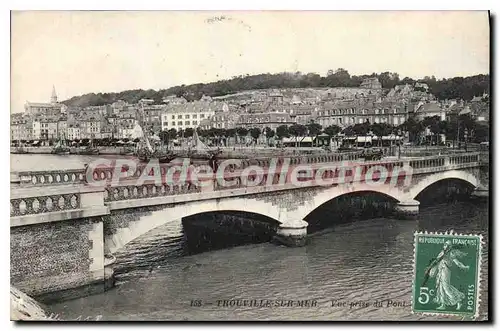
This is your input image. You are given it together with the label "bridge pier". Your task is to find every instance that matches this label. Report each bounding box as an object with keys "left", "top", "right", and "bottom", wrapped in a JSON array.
[
  {"left": 394, "top": 200, "right": 420, "bottom": 219},
  {"left": 472, "top": 186, "right": 489, "bottom": 198},
  {"left": 274, "top": 220, "right": 308, "bottom": 247}
]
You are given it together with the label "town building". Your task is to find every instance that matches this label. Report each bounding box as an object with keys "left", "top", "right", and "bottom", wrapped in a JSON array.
[
  {"left": 210, "top": 112, "right": 240, "bottom": 129},
  {"left": 141, "top": 104, "right": 165, "bottom": 133},
  {"left": 66, "top": 121, "right": 81, "bottom": 141},
  {"left": 162, "top": 95, "right": 188, "bottom": 105},
  {"left": 57, "top": 115, "right": 68, "bottom": 139},
  {"left": 31, "top": 116, "right": 59, "bottom": 141},
  {"left": 236, "top": 112, "right": 294, "bottom": 130},
  {"left": 24, "top": 86, "right": 65, "bottom": 116},
  {"left": 360, "top": 78, "right": 382, "bottom": 89},
  {"left": 80, "top": 117, "right": 103, "bottom": 139},
  {"left": 414, "top": 102, "right": 446, "bottom": 121},
  {"left": 315, "top": 100, "right": 409, "bottom": 128},
  {"left": 161, "top": 101, "right": 215, "bottom": 132},
  {"left": 10, "top": 114, "right": 33, "bottom": 142}
]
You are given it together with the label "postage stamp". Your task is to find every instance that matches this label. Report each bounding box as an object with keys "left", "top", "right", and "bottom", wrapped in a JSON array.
[{"left": 412, "top": 231, "right": 483, "bottom": 318}]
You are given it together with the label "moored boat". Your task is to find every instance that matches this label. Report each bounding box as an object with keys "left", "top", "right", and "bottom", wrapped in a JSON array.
[
  {"left": 77, "top": 138, "right": 100, "bottom": 155},
  {"left": 51, "top": 136, "right": 71, "bottom": 155}
]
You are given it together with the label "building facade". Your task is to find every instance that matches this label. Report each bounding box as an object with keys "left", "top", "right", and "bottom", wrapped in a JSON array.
[{"left": 161, "top": 102, "right": 215, "bottom": 132}]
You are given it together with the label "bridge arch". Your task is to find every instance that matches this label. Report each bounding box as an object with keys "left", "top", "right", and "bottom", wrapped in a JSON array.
[
  {"left": 105, "top": 196, "right": 281, "bottom": 254},
  {"left": 295, "top": 182, "right": 404, "bottom": 221},
  {"left": 406, "top": 170, "right": 479, "bottom": 201}
]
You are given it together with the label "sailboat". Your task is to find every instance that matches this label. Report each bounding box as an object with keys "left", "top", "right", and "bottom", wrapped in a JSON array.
[
  {"left": 78, "top": 136, "right": 100, "bottom": 155},
  {"left": 181, "top": 130, "right": 221, "bottom": 160},
  {"left": 133, "top": 121, "right": 176, "bottom": 163},
  {"left": 51, "top": 136, "right": 70, "bottom": 155},
  {"left": 154, "top": 139, "right": 177, "bottom": 163}
]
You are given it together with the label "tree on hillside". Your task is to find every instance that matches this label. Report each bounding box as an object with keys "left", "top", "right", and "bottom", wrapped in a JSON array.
[
  {"left": 61, "top": 72, "right": 490, "bottom": 107},
  {"left": 377, "top": 72, "right": 401, "bottom": 89}
]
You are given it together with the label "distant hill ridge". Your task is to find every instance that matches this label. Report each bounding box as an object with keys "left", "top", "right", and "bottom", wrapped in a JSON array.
[{"left": 61, "top": 71, "right": 490, "bottom": 108}]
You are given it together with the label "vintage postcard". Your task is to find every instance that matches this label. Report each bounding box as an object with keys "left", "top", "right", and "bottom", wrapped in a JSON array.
[{"left": 10, "top": 10, "right": 490, "bottom": 321}]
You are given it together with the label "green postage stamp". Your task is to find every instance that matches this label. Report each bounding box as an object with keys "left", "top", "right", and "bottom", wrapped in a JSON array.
[{"left": 412, "top": 231, "right": 483, "bottom": 318}]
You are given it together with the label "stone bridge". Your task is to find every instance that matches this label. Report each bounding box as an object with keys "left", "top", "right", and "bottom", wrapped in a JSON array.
[{"left": 10, "top": 151, "right": 489, "bottom": 302}]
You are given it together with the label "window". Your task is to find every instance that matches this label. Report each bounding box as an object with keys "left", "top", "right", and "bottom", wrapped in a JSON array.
[
  {"left": 178, "top": 121, "right": 183, "bottom": 125},
  {"left": 193, "top": 120, "right": 197, "bottom": 125},
  {"left": 185, "top": 121, "right": 190, "bottom": 125},
  {"left": 164, "top": 122, "right": 168, "bottom": 127},
  {"left": 171, "top": 121, "right": 175, "bottom": 126},
  {"left": 172, "top": 115, "right": 175, "bottom": 119},
  {"left": 200, "top": 114, "right": 205, "bottom": 118},
  {"left": 185, "top": 115, "right": 190, "bottom": 119},
  {"left": 193, "top": 114, "right": 197, "bottom": 119},
  {"left": 178, "top": 115, "right": 183, "bottom": 119}
]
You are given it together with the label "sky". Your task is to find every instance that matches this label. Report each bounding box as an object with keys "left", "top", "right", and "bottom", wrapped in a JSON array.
[{"left": 10, "top": 11, "right": 490, "bottom": 113}]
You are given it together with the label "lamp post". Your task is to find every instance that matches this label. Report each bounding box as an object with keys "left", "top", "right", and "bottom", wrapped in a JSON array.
[
  {"left": 397, "top": 129, "right": 402, "bottom": 159},
  {"left": 464, "top": 128, "right": 468, "bottom": 152}
]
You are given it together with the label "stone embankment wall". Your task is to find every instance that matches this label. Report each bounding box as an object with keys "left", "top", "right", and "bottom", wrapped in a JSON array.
[{"left": 10, "top": 217, "right": 108, "bottom": 303}]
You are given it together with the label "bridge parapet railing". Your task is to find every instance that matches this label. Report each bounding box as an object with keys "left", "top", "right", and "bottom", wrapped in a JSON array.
[
  {"left": 11, "top": 152, "right": 482, "bottom": 207},
  {"left": 98, "top": 152, "right": 480, "bottom": 198},
  {"left": 84, "top": 150, "right": 368, "bottom": 185},
  {"left": 213, "top": 158, "right": 408, "bottom": 191},
  {"left": 103, "top": 181, "right": 202, "bottom": 203},
  {"left": 11, "top": 169, "right": 86, "bottom": 187},
  {"left": 10, "top": 185, "right": 104, "bottom": 218},
  {"left": 408, "top": 152, "right": 480, "bottom": 170}
]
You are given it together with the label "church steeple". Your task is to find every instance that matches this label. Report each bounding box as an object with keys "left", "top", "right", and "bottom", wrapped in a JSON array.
[{"left": 51, "top": 85, "right": 58, "bottom": 104}]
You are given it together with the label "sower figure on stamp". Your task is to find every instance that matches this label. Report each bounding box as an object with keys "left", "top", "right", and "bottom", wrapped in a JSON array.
[{"left": 422, "top": 240, "right": 469, "bottom": 310}]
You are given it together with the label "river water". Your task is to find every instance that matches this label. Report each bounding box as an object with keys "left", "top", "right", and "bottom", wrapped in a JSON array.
[
  {"left": 12, "top": 155, "right": 489, "bottom": 321},
  {"left": 46, "top": 200, "right": 488, "bottom": 321}
]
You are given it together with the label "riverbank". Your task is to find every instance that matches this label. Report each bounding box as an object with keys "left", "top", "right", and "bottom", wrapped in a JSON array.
[
  {"left": 10, "top": 146, "right": 131, "bottom": 155},
  {"left": 10, "top": 146, "right": 336, "bottom": 159}
]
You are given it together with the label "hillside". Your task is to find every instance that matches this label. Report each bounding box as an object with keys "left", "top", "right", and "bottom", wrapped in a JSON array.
[{"left": 61, "top": 70, "right": 490, "bottom": 108}]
